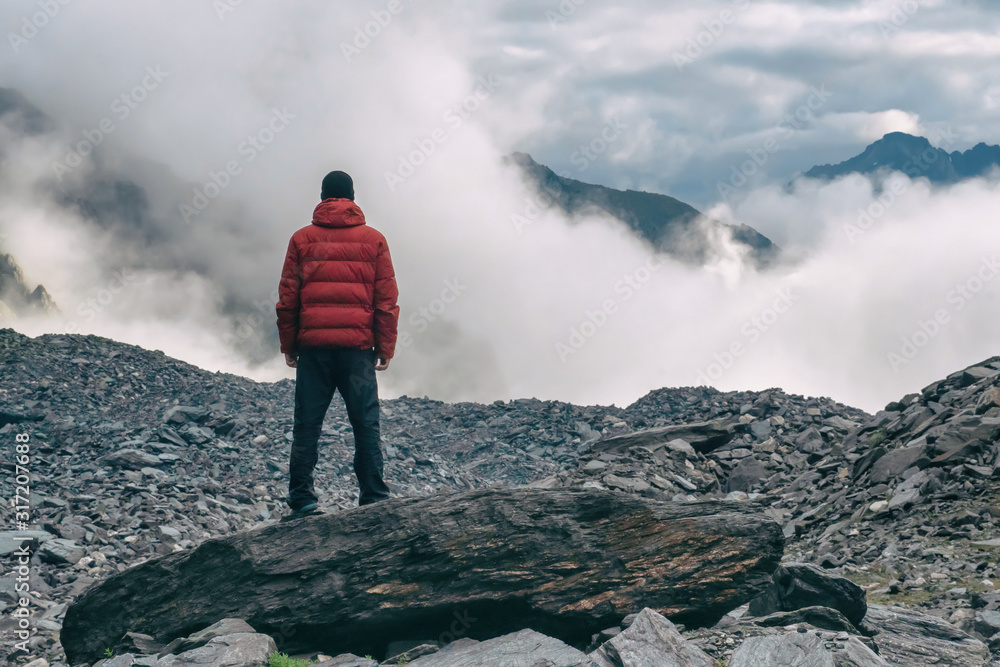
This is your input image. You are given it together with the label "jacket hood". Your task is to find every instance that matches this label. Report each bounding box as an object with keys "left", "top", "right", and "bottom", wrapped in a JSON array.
[{"left": 312, "top": 198, "right": 366, "bottom": 228}]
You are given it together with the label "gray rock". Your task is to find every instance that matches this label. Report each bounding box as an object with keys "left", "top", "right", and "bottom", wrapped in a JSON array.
[
  {"left": 666, "top": 438, "right": 696, "bottom": 455},
  {"left": 865, "top": 605, "right": 990, "bottom": 667},
  {"left": 672, "top": 474, "right": 698, "bottom": 491},
  {"left": 101, "top": 449, "right": 162, "bottom": 470},
  {"left": 152, "top": 632, "right": 275, "bottom": 667},
  {"left": 963, "top": 366, "right": 1000, "bottom": 383},
  {"left": 868, "top": 500, "right": 888, "bottom": 513},
  {"left": 603, "top": 474, "right": 651, "bottom": 493},
  {"left": 381, "top": 643, "right": 439, "bottom": 664},
  {"left": 726, "top": 457, "right": 768, "bottom": 493},
  {"left": 930, "top": 416, "right": 1000, "bottom": 463},
  {"left": 593, "top": 626, "right": 622, "bottom": 644},
  {"left": 163, "top": 406, "right": 209, "bottom": 424},
  {"left": 869, "top": 444, "right": 929, "bottom": 484},
  {"left": 62, "top": 488, "right": 783, "bottom": 664},
  {"left": 9, "top": 329, "right": 1000, "bottom": 667},
  {"left": 973, "top": 539, "right": 1000, "bottom": 548},
  {"left": 729, "top": 631, "right": 887, "bottom": 666},
  {"left": 38, "top": 537, "right": 86, "bottom": 564},
  {"left": 974, "top": 610, "right": 1000, "bottom": 639},
  {"left": 975, "top": 386, "right": 1000, "bottom": 414},
  {"left": 852, "top": 446, "right": 886, "bottom": 479},
  {"left": 748, "top": 563, "right": 867, "bottom": 627},
  {"left": 592, "top": 419, "right": 741, "bottom": 455},
  {"left": 589, "top": 607, "right": 714, "bottom": 666},
  {"left": 748, "top": 606, "right": 860, "bottom": 634},
  {"left": 157, "top": 618, "right": 258, "bottom": 657},
  {"left": 887, "top": 486, "right": 921, "bottom": 511},
  {"left": 95, "top": 654, "right": 137, "bottom": 667},
  {"left": 117, "top": 632, "right": 165, "bottom": 656},
  {"left": 405, "top": 629, "right": 595, "bottom": 666},
  {"left": 315, "top": 655, "right": 377, "bottom": 667},
  {"left": 158, "top": 526, "right": 182, "bottom": 543},
  {"left": 750, "top": 420, "right": 772, "bottom": 439},
  {"left": 0, "top": 530, "right": 53, "bottom": 555}
]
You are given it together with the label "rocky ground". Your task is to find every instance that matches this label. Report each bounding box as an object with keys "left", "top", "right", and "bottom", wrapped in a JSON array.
[{"left": 1, "top": 328, "right": 999, "bottom": 665}]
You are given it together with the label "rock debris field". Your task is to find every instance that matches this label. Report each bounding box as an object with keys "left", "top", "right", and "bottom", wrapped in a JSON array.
[{"left": 2, "top": 328, "right": 1000, "bottom": 666}]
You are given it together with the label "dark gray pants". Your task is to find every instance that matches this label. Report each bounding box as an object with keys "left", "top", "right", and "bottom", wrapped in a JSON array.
[{"left": 288, "top": 347, "right": 390, "bottom": 509}]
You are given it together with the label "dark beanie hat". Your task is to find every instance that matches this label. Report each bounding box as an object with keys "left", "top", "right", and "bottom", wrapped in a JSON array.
[{"left": 321, "top": 171, "right": 354, "bottom": 201}]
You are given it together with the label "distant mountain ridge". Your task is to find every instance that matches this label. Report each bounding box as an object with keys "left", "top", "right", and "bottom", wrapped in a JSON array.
[
  {"left": 0, "top": 252, "right": 57, "bottom": 319},
  {"left": 0, "top": 87, "right": 53, "bottom": 136},
  {"left": 0, "top": 89, "right": 58, "bottom": 320},
  {"left": 507, "top": 152, "right": 780, "bottom": 268},
  {"left": 804, "top": 131, "right": 1000, "bottom": 183}
]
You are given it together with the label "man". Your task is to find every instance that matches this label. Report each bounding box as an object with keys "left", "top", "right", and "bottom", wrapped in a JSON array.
[{"left": 275, "top": 170, "right": 399, "bottom": 518}]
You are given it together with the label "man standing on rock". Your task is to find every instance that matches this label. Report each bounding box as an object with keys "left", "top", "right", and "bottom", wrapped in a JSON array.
[{"left": 275, "top": 170, "right": 399, "bottom": 517}]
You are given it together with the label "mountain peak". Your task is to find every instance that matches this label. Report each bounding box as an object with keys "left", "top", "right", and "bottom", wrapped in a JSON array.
[
  {"left": 802, "top": 131, "right": 980, "bottom": 183},
  {"left": 506, "top": 153, "right": 780, "bottom": 267},
  {"left": 0, "top": 87, "right": 53, "bottom": 136},
  {"left": 505, "top": 151, "right": 537, "bottom": 166},
  {"left": 876, "top": 131, "right": 933, "bottom": 149},
  {"left": 0, "top": 252, "right": 58, "bottom": 317},
  {"left": 880, "top": 130, "right": 926, "bottom": 141}
]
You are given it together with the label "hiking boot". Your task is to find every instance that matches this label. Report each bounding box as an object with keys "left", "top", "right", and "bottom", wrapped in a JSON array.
[{"left": 281, "top": 502, "right": 321, "bottom": 522}]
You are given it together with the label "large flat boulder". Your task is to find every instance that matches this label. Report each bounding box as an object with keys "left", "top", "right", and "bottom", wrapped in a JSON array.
[
  {"left": 589, "top": 607, "right": 715, "bottom": 666},
  {"left": 729, "top": 631, "right": 886, "bottom": 666},
  {"left": 591, "top": 419, "right": 742, "bottom": 455},
  {"left": 404, "top": 629, "right": 595, "bottom": 666},
  {"left": 865, "top": 605, "right": 990, "bottom": 666},
  {"left": 61, "top": 487, "right": 783, "bottom": 664}
]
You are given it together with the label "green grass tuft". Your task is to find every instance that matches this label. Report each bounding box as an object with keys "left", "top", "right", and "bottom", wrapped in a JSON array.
[{"left": 267, "top": 652, "right": 312, "bottom": 667}]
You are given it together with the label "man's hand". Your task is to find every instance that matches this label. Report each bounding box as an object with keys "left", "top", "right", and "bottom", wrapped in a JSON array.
[
  {"left": 284, "top": 353, "right": 297, "bottom": 368},
  {"left": 375, "top": 356, "right": 390, "bottom": 371}
]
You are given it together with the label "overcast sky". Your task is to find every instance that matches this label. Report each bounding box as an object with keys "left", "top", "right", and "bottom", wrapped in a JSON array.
[{"left": 2, "top": 0, "right": 999, "bottom": 413}]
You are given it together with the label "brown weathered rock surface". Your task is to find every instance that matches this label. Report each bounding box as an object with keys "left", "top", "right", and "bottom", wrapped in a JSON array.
[{"left": 61, "top": 487, "right": 783, "bottom": 664}]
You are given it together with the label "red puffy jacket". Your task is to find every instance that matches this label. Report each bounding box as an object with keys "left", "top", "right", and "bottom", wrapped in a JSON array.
[{"left": 275, "top": 199, "right": 399, "bottom": 359}]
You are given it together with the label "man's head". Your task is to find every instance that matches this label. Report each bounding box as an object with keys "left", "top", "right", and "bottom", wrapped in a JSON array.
[{"left": 321, "top": 170, "right": 355, "bottom": 201}]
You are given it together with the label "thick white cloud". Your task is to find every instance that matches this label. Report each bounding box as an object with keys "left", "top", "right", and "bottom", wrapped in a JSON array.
[{"left": 1, "top": 0, "right": 998, "bottom": 414}]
